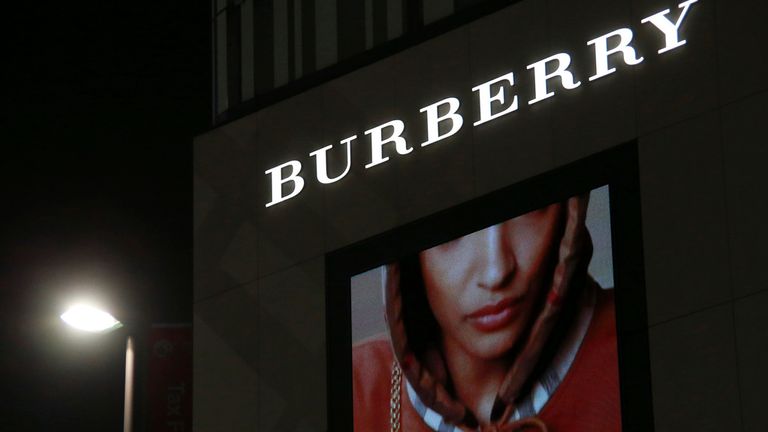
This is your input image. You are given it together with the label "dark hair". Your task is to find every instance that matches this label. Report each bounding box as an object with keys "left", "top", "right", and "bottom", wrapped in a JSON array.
[{"left": 398, "top": 253, "right": 442, "bottom": 356}]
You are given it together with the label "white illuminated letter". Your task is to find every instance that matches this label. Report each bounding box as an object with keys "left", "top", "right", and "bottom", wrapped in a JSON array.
[
  {"left": 364, "top": 120, "right": 411, "bottom": 169},
  {"left": 264, "top": 160, "right": 305, "bottom": 207},
  {"left": 587, "top": 28, "right": 644, "bottom": 81},
  {"left": 309, "top": 135, "right": 355, "bottom": 184},
  {"left": 641, "top": 0, "right": 698, "bottom": 54},
  {"left": 472, "top": 72, "right": 518, "bottom": 126},
  {"left": 420, "top": 97, "right": 464, "bottom": 146},
  {"left": 526, "top": 53, "right": 581, "bottom": 105}
]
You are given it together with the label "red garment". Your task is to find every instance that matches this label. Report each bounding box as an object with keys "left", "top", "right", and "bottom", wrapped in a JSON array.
[{"left": 352, "top": 290, "right": 621, "bottom": 432}]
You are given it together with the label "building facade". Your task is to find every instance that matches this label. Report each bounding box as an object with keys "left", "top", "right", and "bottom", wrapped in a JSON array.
[{"left": 194, "top": 0, "right": 768, "bottom": 430}]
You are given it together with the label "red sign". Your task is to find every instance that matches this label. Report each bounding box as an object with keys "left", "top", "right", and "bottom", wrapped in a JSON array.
[{"left": 147, "top": 325, "right": 192, "bottom": 432}]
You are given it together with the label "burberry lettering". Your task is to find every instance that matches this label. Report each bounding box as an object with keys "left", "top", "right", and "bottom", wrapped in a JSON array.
[{"left": 265, "top": 0, "right": 698, "bottom": 207}]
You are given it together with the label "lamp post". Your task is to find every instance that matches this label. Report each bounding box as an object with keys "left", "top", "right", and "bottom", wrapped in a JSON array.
[{"left": 60, "top": 304, "right": 134, "bottom": 432}]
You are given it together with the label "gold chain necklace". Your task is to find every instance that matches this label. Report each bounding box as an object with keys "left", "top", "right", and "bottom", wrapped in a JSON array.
[
  {"left": 390, "top": 361, "right": 547, "bottom": 432},
  {"left": 390, "top": 361, "right": 402, "bottom": 432}
]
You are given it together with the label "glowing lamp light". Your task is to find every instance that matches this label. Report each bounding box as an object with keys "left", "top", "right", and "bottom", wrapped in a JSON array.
[{"left": 60, "top": 304, "right": 123, "bottom": 333}]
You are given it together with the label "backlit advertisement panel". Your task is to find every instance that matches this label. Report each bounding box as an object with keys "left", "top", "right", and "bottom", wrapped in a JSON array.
[
  {"left": 326, "top": 145, "right": 652, "bottom": 432},
  {"left": 351, "top": 187, "right": 618, "bottom": 431}
]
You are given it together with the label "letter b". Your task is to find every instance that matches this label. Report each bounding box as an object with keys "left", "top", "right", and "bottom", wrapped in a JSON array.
[
  {"left": 420, "top": 97, "right": 463, "bottom": 146},
  {"left": 265, "top": 160, "right": 305, "bottom": 207}
]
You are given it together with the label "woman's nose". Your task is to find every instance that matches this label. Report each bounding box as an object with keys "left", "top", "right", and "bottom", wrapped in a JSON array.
[{"left": 476, "top": 223, "right": 515, "bottom": 290}]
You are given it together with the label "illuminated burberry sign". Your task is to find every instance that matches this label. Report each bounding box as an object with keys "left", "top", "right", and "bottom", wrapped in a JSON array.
[{"left": 265, "top": 0, "right": 698, "bottom": 207}]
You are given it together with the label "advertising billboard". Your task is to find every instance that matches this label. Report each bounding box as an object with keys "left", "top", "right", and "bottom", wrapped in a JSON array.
[
  {"left": 351, "top": 186, "right": 616, "bottom": 431},
  {"left": 327, "top": 144, "right": 653, "bottom": 432}
]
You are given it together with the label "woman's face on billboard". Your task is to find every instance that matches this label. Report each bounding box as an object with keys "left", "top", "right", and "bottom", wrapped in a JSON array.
[{"left": 419, "top": 204, "right": 562, "bottom": 360}]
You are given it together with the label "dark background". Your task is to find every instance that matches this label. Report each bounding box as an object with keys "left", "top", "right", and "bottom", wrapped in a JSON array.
[{"left": 3, "top": 1, "right": 209, "bottom": 430}]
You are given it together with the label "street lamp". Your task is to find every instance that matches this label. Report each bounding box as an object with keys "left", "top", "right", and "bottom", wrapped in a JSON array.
[
  {"left": 60, "top": 304, "right": 123, "bottom": 333},
  {"left": 60, "top": 304, "right": 135, "bottom": 432}
]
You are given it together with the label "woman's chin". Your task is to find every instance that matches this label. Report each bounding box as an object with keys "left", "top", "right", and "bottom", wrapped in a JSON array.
[{"left": 464, "top": 329, "right": 521, "bottom": 360}]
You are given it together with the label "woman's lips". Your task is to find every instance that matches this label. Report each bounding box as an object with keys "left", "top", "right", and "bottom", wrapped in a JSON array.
[{"left": 466, "top": 297, "right": 521, "bottom": 332}]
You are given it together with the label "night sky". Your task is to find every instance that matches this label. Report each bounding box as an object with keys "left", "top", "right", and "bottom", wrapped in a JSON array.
[{"left": 3, "top": 2, "right": 209, "bottom": 430}]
